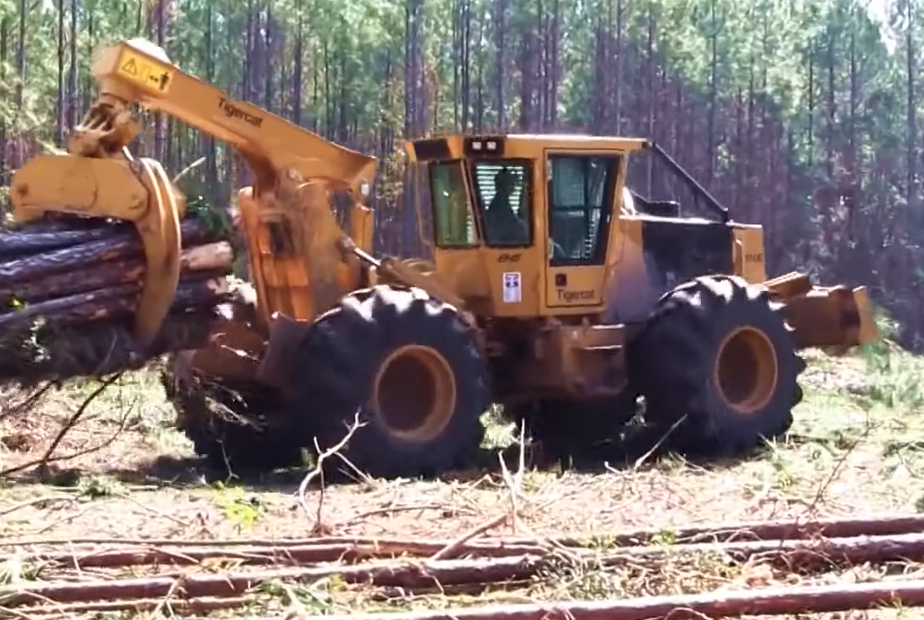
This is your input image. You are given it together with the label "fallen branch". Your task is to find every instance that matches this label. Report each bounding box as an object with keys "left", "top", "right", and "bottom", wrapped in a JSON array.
[
  {"left": 430, "top": 514, "right": 509, "bottom": 561},
  {"left": 292, "top": 579, "right": 924, "bottom": 620},
  {"left": 0, "top": 382, "right": 52, "bottom": 422},
  {"left": 0, "top": 495, "right": 74, "bottom": 517},
  {"left": 298, "top": 411, "right": 364, "bottom": 533},
  {"left": 0, "top": 374, "right": 128, "bottom": 478}
]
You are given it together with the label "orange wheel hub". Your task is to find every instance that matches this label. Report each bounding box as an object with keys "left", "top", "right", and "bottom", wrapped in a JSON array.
[
  {"left": 371, "top": 345, "right": 457, "bottom": 442},
  {"left": 713, "top": 326, "right": 779, "bottom": 415}
]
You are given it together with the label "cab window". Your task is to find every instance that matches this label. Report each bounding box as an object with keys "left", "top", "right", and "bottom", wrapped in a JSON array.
[
  {"left": 470, "top": 160, "right": 532, "bottom": 247},
  {"left": 548, "top": 155, "right": 618, "bottom": 266},
  {"left": 429, "top": 161, "right": 477, "bottom": 247}
]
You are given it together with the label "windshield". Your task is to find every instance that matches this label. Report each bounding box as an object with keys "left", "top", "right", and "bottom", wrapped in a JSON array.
[{"left": 429, "top": 161, "right": 477, "bottom": 247}]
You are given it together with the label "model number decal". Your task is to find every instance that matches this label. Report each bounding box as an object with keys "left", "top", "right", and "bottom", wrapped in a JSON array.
[{"left": 745, "top": 253, "right": 763, "bottom": 262}]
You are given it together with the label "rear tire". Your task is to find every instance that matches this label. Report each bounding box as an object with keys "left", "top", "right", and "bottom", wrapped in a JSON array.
[
  {"left": 290, "top": 285, "right": 489, "bottom": 479},
  {"left": 628, "top": 275, "right": 806, "bottom": 455},
  {"left": 159, "top": 282, "right": 301, "bottom": 474}
]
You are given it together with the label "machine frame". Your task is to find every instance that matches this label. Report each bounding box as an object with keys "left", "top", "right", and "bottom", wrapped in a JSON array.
[{"left": 405, "top": 134, "right": 876, "bottom": 404}]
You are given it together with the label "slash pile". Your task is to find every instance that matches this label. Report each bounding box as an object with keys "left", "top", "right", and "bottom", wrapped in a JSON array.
[{"left": 0, "top": 207, "right": 237, "bottom": 386}]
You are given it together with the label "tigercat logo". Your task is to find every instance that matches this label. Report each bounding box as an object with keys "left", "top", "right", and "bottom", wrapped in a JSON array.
[
  {"left": 218, "top": 98, "right": 264, "bottom": 128},
  {"left": 557, "top": 289, "right": 594, "bottom": 303}
]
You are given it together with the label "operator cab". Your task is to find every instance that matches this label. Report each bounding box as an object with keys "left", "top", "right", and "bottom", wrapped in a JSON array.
[
  {"left": 414, "top": 134, "right": 636, "bottom": 255},
  {"left": 406, "top": 134, "right": 735, "bottom": 317}
]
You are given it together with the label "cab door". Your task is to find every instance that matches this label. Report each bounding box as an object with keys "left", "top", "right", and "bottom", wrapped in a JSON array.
[{"left": 543, "top": 151, "right": 622, "bottom": 312}]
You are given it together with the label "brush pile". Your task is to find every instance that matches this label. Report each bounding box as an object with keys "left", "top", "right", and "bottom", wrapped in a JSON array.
[{"left": 0, "top": 206, "right": 237, "bottom": 386}]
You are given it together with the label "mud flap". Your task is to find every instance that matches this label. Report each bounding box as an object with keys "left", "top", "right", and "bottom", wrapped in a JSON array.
[{"left": 763, "top": 272, "right": 878, "bottom": 351}]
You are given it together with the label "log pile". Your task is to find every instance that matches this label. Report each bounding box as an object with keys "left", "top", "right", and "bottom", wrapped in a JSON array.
[
  {"left": 4, "top": 514, "right": 924, "bottom": 617},
  {"left": 0, "top": 210, "right": 237, "bottom": 386}
]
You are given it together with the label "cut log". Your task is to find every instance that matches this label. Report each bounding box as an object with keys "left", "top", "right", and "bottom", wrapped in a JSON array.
[
  {"left": 0, "top": 276, "right": 229, "bottom": 330},
  {"left": 0, "top": 217, "right": 214, "bottom": 287},
  {"left": 0, "top": 555, "right": 545, "bottom": 606},
  {"left": 12, "top": 530, "right": 924, "bottom": 578},
  {"left": 13, "top": 596, "right": 254, "bottom": 616},
  {"left": 0, "top": 210, "right": 240, "bottom": 385},
  {"left": 0, "top": 307, "right": 225, "bottom": 384},
  {"left": 300, "top": 580, "right": 924, "bottom": 620},
  {"left": 0, "top": 225, "right": 126, "bottom": 257},
  {"left": 8, "top": 554, "right": 924, "bottom": 617},
  {"left": 0, "top": 241, "right": 234, "bottom": 305},
  {"left": 5, "top": 541, "right": 546, "bottom": 569}
]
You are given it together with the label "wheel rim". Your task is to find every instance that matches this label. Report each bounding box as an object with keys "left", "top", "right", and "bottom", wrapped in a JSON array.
[
  {"left": 372, "top": 345, "right": 457, "bottom": 442},
  {"left": 713, "top": 326, "right": 779, "bottom": 415}
]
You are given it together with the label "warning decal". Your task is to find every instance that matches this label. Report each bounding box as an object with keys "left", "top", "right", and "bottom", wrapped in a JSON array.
[
  {"left": 116, "top": 48, "right": 175, "bottom": 95},
  {"left": 502, "top": 272, "right": 521, "bottom": 304}
]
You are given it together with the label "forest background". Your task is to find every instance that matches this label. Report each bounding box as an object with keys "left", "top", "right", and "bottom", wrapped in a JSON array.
[{"left": 0, "top": 0, "right": 921, "bottom": 346}]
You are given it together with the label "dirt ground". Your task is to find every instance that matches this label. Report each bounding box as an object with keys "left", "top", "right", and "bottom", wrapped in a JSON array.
[{"left": 1, "top": 341, "right": 924, "bottom": 619}]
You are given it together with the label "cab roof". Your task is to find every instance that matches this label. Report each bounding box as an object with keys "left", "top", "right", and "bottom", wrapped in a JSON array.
[{"left": 405, "top": 133, "right": 650, "bottom": 162}]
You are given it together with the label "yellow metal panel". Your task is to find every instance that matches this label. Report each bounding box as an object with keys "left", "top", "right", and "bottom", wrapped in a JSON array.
[
  {"left": 540, "top": 148, "right": 627, "bottom": 314},
  {"left": 115, "top": 45, "right": 176, "bottom": 96},
  {"left": 545, "top": 266, "right": 607, "bottom": 308},
  {"left": 93, "top": 39, "right": 377, "bottom": 203},
  {"left": 731, "top": 225, "right": 767, "bottom": 283},
  {"left": 482, "top": 247, "right": 545, "bottom": 317}
]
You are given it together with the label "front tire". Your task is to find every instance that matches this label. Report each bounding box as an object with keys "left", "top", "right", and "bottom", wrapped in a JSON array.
[
  {"left": 290, "top": 285, "right": 489, "bottom": 479},
  {"left": 628, "top": 275, "right": 806, "bottom": 455},
  {"left": 161, "top": 370, "right": 302, "bottom": 473}
]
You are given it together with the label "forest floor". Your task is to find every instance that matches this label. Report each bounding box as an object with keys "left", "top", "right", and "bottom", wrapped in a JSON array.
[{"left": 1, "top": 337, "right": 924, "bottom": 619}]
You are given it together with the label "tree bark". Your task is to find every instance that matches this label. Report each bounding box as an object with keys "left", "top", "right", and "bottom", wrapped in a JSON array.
[
  {"left": 313, "top": 580, "right": 924, "bottom": 620},
  {"left": 0, "top": 211, "right": 236, "bottom": 384},
  {"left": 0, "top": 241, "right": 233, "bottom": 304},
  {"left": 0, "top": 276, "right": 229, "bottom": 329},
  {"left": 0, "top": 218, "right": 215, "bottom": 285}
]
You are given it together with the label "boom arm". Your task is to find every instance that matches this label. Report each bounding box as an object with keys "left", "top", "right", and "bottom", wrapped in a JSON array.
[
  {"left": 9, "top": 38, "right": 379, "bottom": 343},
  {"left": 83, "top": 39, "right": 376, "bottom": 199}
]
